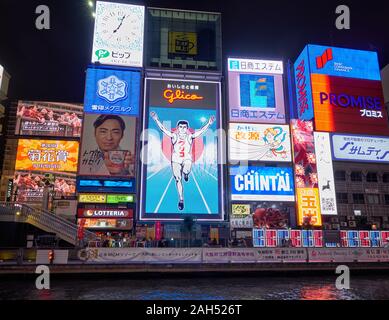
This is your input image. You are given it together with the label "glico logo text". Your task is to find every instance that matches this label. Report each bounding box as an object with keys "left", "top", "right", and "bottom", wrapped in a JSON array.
[{"left": 163, "top": 89, "right": 204, "bottom": 104}]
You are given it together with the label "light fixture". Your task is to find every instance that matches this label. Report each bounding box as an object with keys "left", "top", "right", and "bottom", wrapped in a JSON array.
[
  {"left": 88, "top": 1, "right": 94, "bottom": 8},
  {"left": 16, "top": 211, "right": 21, "bottom": 216}
]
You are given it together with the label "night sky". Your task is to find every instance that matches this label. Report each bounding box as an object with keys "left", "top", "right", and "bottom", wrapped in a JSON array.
[{"left": 0, "top": 0, "right": 388, "bottom": 103}]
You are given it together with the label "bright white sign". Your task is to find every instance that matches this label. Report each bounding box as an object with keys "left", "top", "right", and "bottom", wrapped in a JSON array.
[
  {"left": 314, "top": 132, "right": 338, "bottom": 216},
  {"left": 228, "top": 58, "right": 283, "bottom": 74},
  {"left": 331, "top": 133, "right": 389, "bottom": 163},
  {"left": 92, "top": 1, "right": 145, "bottom": 68},
  {"left": 229, "top": 123, "right": 292, "bottom": 162}
]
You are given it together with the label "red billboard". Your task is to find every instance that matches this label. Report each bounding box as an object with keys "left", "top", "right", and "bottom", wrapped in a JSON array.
[{"left": 311, "top": 74, "right": 389, "bottom": 135}]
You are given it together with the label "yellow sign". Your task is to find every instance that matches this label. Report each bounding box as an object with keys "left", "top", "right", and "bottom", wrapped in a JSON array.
[
  {"left": 297, "top": 188, "right": 322, "bottom": 227},
  {"left": 169, "top": 32, "right": 198, "bottom": 55},
  {"left": 15, "top": 139, "right": 79, "bottom": 173},
  {"left": 79, "top": 194, "right": 107, "bottom": 204},
  {"left": 232, "top": 204, "right": 251, "bottom": 216},
  {"left": 210, "top": 227, "right": 219, "bottom": 244}
]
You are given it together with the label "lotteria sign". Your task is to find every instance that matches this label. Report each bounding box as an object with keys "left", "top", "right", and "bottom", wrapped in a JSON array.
[
  {"left": 77, "top": 209, "right": 133, "bottom": 218},
  {"left": 311, "top": 74, "right": 389, "bottom": 135},
  {"left": 230, "top": 166, "right": 295, "bottom": 201}
]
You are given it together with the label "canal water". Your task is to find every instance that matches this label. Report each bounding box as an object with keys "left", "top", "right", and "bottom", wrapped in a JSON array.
[{"left": 1, "top": 274, "right": 389, "bottom": 300}]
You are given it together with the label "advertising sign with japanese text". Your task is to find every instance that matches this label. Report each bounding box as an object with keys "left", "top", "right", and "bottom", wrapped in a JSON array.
[
  {"left": 15, "top": 139, "right": 79, "bottom": 173},
  {"left": 296, "top": 188, "right": 322, "bottom": 227},
  {"left": 78, "top": 114, "right": 136, "bottom": 178},
  {"left": 230, "top": 166, "right": 295, "bottom": 201},
  {"left": 331, "top": 134, "right": 389, "bottom": 163},
  {"left": 140, "top": 78, "right": 224, "bottom": 221},
  {"left": 228, "top": 58, "right": 286, "bottom": 124},
  {"left": 229, "top": 123, "right": 291, "bottom": 162},
  {"left": 91, "top": 2, "right": 145, "bottom": 68},
  {"left": 232, "top": 204, "right": 251, "bottom": 216},
  {"left": 169, "top": 32, "right": 198, "bottom": 55},
  {"left": 84, "top": 68, "right": 141, "bottom": 116},
  {"left": 15, "top": 101, "right": 83, "bottom": 137},
  {"left": 314, "top": 132, "right": 337, "bottom": 215},
  {"left": 78, "top": 218, "right": 133, "bottom": 230}
]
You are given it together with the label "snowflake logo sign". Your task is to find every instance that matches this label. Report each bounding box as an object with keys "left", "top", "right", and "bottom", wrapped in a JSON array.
[{"left": 97, "top": 75, "right": 128, "bottom": 104}]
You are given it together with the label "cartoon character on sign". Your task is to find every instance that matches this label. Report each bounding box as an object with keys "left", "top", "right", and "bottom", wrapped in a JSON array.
[
  {"left": 263, "top": 127, "right": 287, "bottom": 159},
  {"left": 150, "top": 111, "right": 215, "bottom": 211},
  {"left": 253, "top": 207, "right": 288, "bottom": 229}
]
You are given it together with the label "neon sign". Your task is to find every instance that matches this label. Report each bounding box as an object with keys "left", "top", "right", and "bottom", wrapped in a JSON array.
[{"left": 163, "top": 89, "right": 204, "bottom": 104}]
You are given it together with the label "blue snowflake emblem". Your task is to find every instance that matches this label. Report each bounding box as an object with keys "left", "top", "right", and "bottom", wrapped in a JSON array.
[{"left": 97, "top": 75, "right": 128, "bottom": 103}]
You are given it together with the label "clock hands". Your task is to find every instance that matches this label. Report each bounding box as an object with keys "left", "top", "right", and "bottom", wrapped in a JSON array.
[{"left": 113, "top": 15, "right": 126, "bottom": 33}]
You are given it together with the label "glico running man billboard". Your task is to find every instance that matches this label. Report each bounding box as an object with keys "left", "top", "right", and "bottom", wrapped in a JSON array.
[
  {"left": 228, "top": 58, "right": 286, "bottom": 124},
  {"left": 229, "top": 123, "right": 292, "bottom": 162},
  {"left": 140, "top": 79, "right": 224, "bottom": 221}
]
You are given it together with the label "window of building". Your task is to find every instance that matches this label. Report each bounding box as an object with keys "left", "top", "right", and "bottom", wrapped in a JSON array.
[
  {"left": 383, "top": 173, "right": 389, "bottom": 183},
  {"left": 336, "top": 193, "right": 348, "bottom": 204},
  {"left": 335, "top": 170, "right": 346, "bottom": 181},
  {"left": 385, "top": 195, "right": 389, "bottom": 205},
  {"left": 352, "top": 193, "right": 365, "bottom": 204},
  {"left": 350, "top": 171, "right": 362, "bottom": 182},
  {"left": 366, "top": 172, "right": 378, "bottom": 183},
  {"left": 366, "top": 194, "right": 380, "bottom": 205}
]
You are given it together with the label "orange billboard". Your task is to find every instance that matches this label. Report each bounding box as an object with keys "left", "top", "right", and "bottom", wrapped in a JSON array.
[
  {"left": 296, "top": 188, "right": 322, "bottom": 227},
  {"left": 15, "top": 139, "right": 79, "bottom": 173}
]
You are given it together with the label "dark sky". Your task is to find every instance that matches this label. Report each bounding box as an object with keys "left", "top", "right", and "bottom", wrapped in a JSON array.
[{"left": 0, "top": 0, "right": 388, "bottom": 103}]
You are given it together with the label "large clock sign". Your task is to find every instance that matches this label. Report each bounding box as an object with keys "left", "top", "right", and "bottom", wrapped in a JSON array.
[{"left": 91, "top": 1, "right": 145, "bottom": 68}]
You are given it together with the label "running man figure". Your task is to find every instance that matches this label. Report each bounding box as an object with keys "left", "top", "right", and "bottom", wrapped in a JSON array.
[{"left": 150, "top": 111, "right": 215, "bottom": 211}]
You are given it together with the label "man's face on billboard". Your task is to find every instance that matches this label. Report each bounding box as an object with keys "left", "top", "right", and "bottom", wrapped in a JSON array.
[
  {"left": 95, "top": 119, "right": 123, "bottom": 152},
  {"left": 178, "top": 124, "right": 188, "bottom": 135}
]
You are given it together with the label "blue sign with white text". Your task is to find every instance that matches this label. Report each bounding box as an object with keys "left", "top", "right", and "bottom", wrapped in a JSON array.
[
  {"left": 307, "top": 44, "right": 381, "bottom": 81},
  {"left": 84, "top": 68, "right": 141, "bottom": 116},
  {"left": 230, "top": 166, "right": 295, "bottom": 201}
]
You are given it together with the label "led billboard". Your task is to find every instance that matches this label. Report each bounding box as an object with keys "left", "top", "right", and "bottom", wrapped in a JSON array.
[
  {"left": 15, "top": 139, "right": 79, "bottom": 173},
  {"left": 140, "top": 78, "right": 224, "bottom": 221},
  {"left": 331, "top": 133, "right": 389, "bottom": 163},
  {"left": 15, "top": 101, "right": 83, "bottom": 137},
  {"left": 311, "top": 74, "right": 389, "bottom": 135},
  {"left": 84, "top": 68, "right": 141, "bottom": 116},
  {"left": 91, "top": 2, "right": 145, "bottom": 68},
  {"left": 229, "top": 123, "right": 291, "bottom": 162},
  {"left": 305, "top": 45, "right": 381, "bottom": 81},
  {"left": 77, "top": 208, "right": 133, "bottom": 218},
  {"left": 314, "top": 132, "right": 337, "bottom": 215},
  {"left": 78, "top": 218, "right": 133, "bottom": 230},
  {"left": 230, "top": 166, "right": 295, "bottom": 201},
  {"left": 78, "top": 113, "right": 136, "bottom": 178},
  {"left": 296, "top": 188, "right": 322, "bottom": 227},
  {"left": 228, "top": 58, "right": 286, "bottom": 124},
  {"left": 76, "top": 178, "right": 135, "bottom": 193}
]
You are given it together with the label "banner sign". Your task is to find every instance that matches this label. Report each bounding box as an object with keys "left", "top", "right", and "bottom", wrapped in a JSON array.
[
  {"left": 77, "top": 209, "right": 133, "bottom": 218},
  {"left": 229, "top": 123, "right": 292, "bottom": 162},
  {"left": 314, "top": 132, "right": 337, "bottom": 215},
  {"left": 76, "top": 178, "right": 136, "bottom": 193},
  {"left": 331, "top": 133, "right": 389, "bottom": 163},
  {"left": 230, "top": 166, "right": 295, "bottom": 201},
  {"left": 78, "top": 218, "right": 133, "bottom": 230},
  {"left": 307, "top": 248, "right": 389, "bottom": 262},
  {"left": 140, "top": 78, "right": 224, "bottom": 221},
  {"left": 15, "top": 101, "right": 83, "bottom": 137},
  {"left": 15, "top": 139, "right": 79, "bottom": 173},
  {"left": 91, "top": 2, "right": 145, "bottom": 67},
  {"left": 228, "top": 58, "right": 286, "bottom": 124},
  {"left": 296, "top": 188, "right": 322, "bottom": 227},
  {"left": 107, "top": 194, "right": 134, "bottom": 204},
  {"left": 230, "top": 215, "right": 253, "bottom": 229},
  {"left": 78, "top": 194, "right": 107, "bottom": 203},
  {"left": 84, "top": 68, "right": 141, "bottom": 116}
]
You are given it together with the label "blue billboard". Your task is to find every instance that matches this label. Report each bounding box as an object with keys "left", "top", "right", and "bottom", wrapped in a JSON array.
[
  {"left": 294, "top": 46, "right": 314, "bottom": 120},
  {"left": 140, "top": 78, "right": 224, "bottom": 221},
  {"left": 77, "top": 177, "right": 136, "bottom": 193},
  {"left": 84, "top": 68, "right": 141, "bottom": 116},
  {"left": 230, "top": 166, "right": 295, "bottom": 201},
  {"left": 307, "top": 44, "right": 381, "bottom": 81}
]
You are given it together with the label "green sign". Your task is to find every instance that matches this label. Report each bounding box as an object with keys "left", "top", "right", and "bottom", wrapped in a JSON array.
[{"left": 106, "top": 195, "right": 134, "bottom": 204}]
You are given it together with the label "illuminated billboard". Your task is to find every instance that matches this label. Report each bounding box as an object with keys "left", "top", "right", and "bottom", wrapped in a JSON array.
[
  {"left": 84, "top": 68, "right": 141, "bottom": 116},
  {"left": 169, "top": 32, "right": 198, "bottom": 55},
  {"left": 230, "top": 166, "right": 295, "bottom": 201},
  {"left": 15, "top": 101, "right": 83, "bottom": 137},
  {"left": 296, "top": 188, "right": 322, "bottom": 227},
  {"left": 78, "top": 113, "right": 136, "bottom": 178},
  {"left": 15, "top": 139, "right": 79, "bottom": 173},
  {"left": 140, "top": 78, "right": 224, "bottom": 221},
  {"left": 314, "top": 132, "right": 337, "bottom": 215},
  {"left": 91, "top": 2, "right": 145, "bottom": 68},
  {"left": 78, "top": 193, "right": 134, "bottom": 203},
  {"left": 229, "top": 123, "right": 291, "bottom": 162},
  {"left": 77, "top": 208, "right": 133, "bottom": 218},
  {"left": 76, "top": 178, "right": 135, "bottom": 193},
  {"left": 305, "top": 45, "right": 381, "bottom": 81},
  {"left": 78, "top": 218, "right": 133, "bottom": 230},
  {"left": 13, "top": 171, "right": 76, "bottom": 203},
  {"left": 331, "top": 133, "right": 389, "bottom": 163},
  {"left": 78, "top": 194, "right": 107, "bottom": 203},
  {"left": 228, "top": 58, "right": 286, "bottom": 124}
]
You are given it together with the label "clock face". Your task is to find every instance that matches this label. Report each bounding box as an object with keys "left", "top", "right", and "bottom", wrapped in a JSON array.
[{"left": 92, "top": 2, "right": 144, "bottom": 67}]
